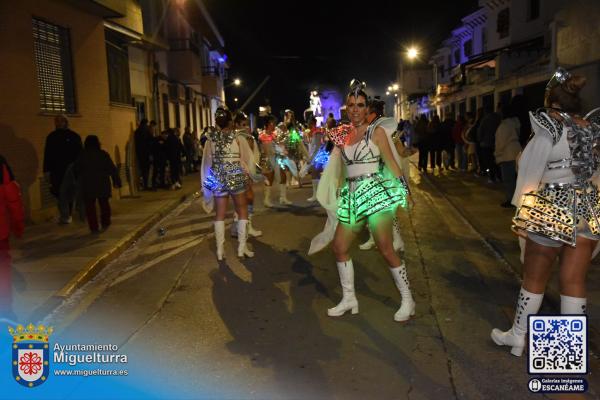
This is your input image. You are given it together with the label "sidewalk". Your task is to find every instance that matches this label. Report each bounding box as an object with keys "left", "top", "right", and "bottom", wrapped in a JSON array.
[
  {"left": 9, "top": 174, "right": 201, "bottom": 323},
  {"left": 420, "top": 166, "right": 600, "bottom": 344}
]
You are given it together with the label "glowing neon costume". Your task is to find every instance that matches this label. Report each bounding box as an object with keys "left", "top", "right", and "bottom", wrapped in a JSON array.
[{"left": 308, "top": 117, "right": 409, "bottom": 253}]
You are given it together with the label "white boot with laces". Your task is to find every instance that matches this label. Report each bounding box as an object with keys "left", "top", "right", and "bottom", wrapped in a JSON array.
[
  {"left": 390, "top": 263, "right": 416, "bottom": 321},
  {"left": 491, "top": 287, "right": 543, "bottom": 356}
]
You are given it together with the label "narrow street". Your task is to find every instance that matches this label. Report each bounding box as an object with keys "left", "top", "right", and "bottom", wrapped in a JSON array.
[{"left": 40, "top": 169, "right": 598, "bottom": 399}]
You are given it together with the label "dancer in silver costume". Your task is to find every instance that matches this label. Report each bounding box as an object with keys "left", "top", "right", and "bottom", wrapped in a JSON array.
[
  {"left": 229, "top": 111, "right": 263, "bottom": 239},
  {"left": 201, "top": 108, "right": 261, "bottom": 260},
  {"left": 491, "top": 68, "right": 600, "bottom": 356}
]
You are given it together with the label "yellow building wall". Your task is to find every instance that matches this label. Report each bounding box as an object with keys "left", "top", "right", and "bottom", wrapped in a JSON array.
[{"left": 0, "top": 0, "right": 136, "bottom": 222}]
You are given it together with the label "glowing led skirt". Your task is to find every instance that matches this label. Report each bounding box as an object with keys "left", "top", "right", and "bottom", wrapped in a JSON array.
[
  {"left": 512, "top": 183, "right": 600, "bottom": 246},
  {"left": 312, "top": 145, "right": 330, "bottom": 170},
  {"left": 203, "top": 162, "right": 247, "bottom": 196},
  {"left": 337, "top": 172, "right": 408, "bottom": 226}
]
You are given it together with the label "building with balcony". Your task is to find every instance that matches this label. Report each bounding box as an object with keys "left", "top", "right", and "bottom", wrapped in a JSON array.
[
  {"left": 145, "top": 0, "right": 227, "bottom": 133},
  {"left": 426, "top": 0, "right": 600, "bottom": 121}
]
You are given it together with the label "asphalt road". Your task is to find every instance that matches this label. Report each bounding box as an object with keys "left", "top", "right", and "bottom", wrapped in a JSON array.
[{"left": 45, "top": 173, "right": 600, "bottom": 400}]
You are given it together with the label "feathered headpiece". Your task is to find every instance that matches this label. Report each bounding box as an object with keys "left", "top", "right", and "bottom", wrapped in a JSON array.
[{"left": 546, "top": 67, "right": 571, "bottom": 91}]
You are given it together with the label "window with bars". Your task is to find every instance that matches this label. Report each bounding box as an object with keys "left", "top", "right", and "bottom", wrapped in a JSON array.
[{"left": 32, "top": 18, "right": 76, "bottom": 113}]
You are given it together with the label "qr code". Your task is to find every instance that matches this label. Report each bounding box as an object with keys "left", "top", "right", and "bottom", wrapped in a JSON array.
[{"left": 529, "top": 316, "right": 587, "bottom": 374}]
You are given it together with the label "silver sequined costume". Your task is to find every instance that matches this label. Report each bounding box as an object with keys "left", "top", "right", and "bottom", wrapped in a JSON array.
[
  {"left": 202, "top": 128, "right": 247, "bottom": 197},
  {"left": 512, "top": 108, "right": 600, "bottom": 246}
]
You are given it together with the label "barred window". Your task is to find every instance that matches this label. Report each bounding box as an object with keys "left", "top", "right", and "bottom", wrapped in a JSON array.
[{"left": 32, "top": 18, "right": 76, "bottom": 113}]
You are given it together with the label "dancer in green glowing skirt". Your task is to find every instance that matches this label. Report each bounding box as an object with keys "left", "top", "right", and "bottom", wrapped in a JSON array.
[{"left": 308, "top": 80, "right": 415, "bottom": 322}]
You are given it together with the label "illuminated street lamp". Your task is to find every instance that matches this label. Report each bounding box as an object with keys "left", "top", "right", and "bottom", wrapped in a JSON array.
[
  {"left": 407, "top": 47, "right": 419, "bottom": 60},
  {"left": 392, "top": 83, "right": 399, "bottom": 91},
  {"left": 233, "top": 78, "right": 241, "bottom": 86},
  {"left": 386, "top": 91, "right": 390, "bottom": 96},
  {"left": 387, "top": 86, "right": 393, "bottom": 91},
  {"left": 234, "top": 98, "right": 238, "bottom": 103}
]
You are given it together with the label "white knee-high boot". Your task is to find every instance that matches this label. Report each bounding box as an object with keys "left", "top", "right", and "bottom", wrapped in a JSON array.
[
  {"left": 307, "top": 179, "right": 319, "bottom": 202},
  {"left": 561, "top": 295, "right": 586, "bottom": 314},
  {"left": 491, "top": 287, "right": 544, "bottom": 356},
  {"left": 247, "top": 205, "right": 262, "bottom": 237},
  {"left": 390, "top": 263, "right": 416, "bottom": 321},
  {"left": 236, "top": 219, "right": 254, "bottom": 258},
  {"left": 230, "top": 212, "right": 238, "bottom": 237},
  {"left": 327, "top": 260, "right": 359, "bottom": 317},
  {"left": 214, "top": 221, "right": 225, "bottom": 261},
  {"left": 263, "top": 185, "right": 273, "bottom": 208},
  {"left": 279, "top": 184, "right": 292, "bottom": 205}
]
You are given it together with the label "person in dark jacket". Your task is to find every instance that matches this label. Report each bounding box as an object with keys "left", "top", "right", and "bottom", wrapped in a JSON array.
[
  {"left": 428, "top": 115, "right": 443, "bottom": 172},
  {"left": 43, "top": 115, "right": 82, "bottom": 224},
  {"left": 152, "top": 130, "right": 169, "bottom": 189},
  {"left": 74, "top": 136, "right": 121, "bottom": 233},
  {"left": 477, "top": 104, "right": 502, "bottom": 182},
  {"left": 182, "top": 127, "right": 196, "bottom": 174},
  {"left": 415, "top": 115, "right": 429, "bottom": 172},
  {"left": 0, "top": 155, "right": 24, "bottom": 321},
  {"left": 166, "top": 128, "right": 184, "bottom": 189},
  {"left": 134, "top": 119, "right": 153, "bottom": 190},
  {"left": 440, "top": 114, "right": 456, "bottom": 170}
]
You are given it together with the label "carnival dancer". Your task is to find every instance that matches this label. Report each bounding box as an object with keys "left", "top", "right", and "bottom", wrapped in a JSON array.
[
  {"left": 283, "top": 110, "right": 308, "bottom": 189},
  {"left": 308, "top": 80, "right": 415, "bottom": 321},
  {"left": 491, "top": 68, "right": 600, "bottom": 356},
  {"left": 259, "top": 116, "right": 294, "bottom": 206},
  {"left": 201, "top": 108, "right": 261, "bottom": 260},
  {"left": 359, "top": 99, "right": 405, "bottom": 252},
  {"left": 230, "top": 111, "right": 263, "bottom": 238},
  {"left": 300, "top": 117, "right": 330, "bottom": 202}
]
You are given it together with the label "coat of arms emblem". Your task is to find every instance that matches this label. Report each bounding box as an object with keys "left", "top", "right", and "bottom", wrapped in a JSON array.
[{"left": 8, "top": 323, "right": 53, "bottom": 388}]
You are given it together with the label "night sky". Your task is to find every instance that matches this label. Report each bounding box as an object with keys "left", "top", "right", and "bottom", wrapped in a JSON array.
[{"left": 207, "top": 0, "right": 479, "bottom": 120}]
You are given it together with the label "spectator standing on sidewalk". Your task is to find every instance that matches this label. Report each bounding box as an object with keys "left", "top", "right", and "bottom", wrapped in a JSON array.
[
  {"left": 428, "top": 115, "right": 443, "bottom": 172},
  {"left": 75, "top": 135, "right": 121, "bottom": 233},
  {"left": 462, "top": 112, "right": 478, "bottom": 172},
  {"left": 452, "top": 114, "right": 467, "bottom": 171},
  {"left": 477, "top": 104, "right": 502, "bottom": 182},
  {"left": 440, "top": 114, "right": 456, "bottom": 170},
  {"left": 0, "top": 155, "right": 24, "bottom": 322},
  {"left": 494, "top": 103, "right": 522, "bottom": 208},
  {"left": 152, "top": 130, "right": 168, "bottom": 189},
  {"left": 167, "top": 128, "right": 184, "bottom": 190},
  {"left": 182, "top": 127, "right": 196, "bottom": 174},
  {"left": 415, "top": 115, "right": 429, "bottom": 172},
  {"left": 472, "top": 107, "right": 485, "bottom": 175},
  {"left": 134, "top": 119, "right": 153, "bottom": 190},
  {"left": 43, "top": 115, "right": 82, "bottom": 224}
]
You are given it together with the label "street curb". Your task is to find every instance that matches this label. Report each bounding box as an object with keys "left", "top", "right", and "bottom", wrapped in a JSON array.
[
  {"left": 418, "top": 165, "right": 600, "bottom": 357},
  {"left": 29, "top": 191, "right": 195, "bottom": 322}
]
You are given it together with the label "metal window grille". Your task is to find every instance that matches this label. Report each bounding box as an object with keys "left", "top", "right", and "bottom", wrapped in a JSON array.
[{"left": 32, "top": 18, "right": 76, "bottom": 113}]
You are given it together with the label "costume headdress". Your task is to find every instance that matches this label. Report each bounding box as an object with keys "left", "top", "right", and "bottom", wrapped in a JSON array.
[
  {"left": 546, "top": 67, "right": 571, "bottom": 91},
  {"left": 348, "top": 79, "right": 366, "bottom": 98}
]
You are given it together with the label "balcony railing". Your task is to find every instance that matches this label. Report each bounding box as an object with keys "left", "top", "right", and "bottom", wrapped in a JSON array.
[{"left": 169, "top": 38, "right": 199, "bottom": 56}]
